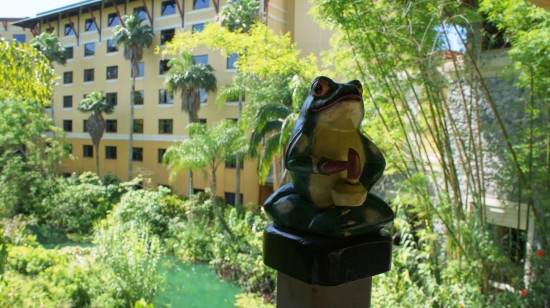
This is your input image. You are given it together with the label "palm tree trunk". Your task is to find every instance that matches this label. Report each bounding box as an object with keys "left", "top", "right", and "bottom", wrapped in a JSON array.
[
  {"left": 188, "top": 170, "right": 193, "bottom": 195},
  {"left": 235, "top": 92, "right": 243, "bottom": 216},
  {"left": 94, "top": 143, "right": 100, "bottom": 177},
  {"left": 210, "top": 166, "right": 233, "bottom": 237},
  {"left": 187, "top": 113, "right": 194, "bottom": 195},
  {"left": 128, "top": 64, "right": 136, "bottom": 181}
]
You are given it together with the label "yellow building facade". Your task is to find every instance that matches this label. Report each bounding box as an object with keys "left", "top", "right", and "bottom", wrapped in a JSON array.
[{"left": 7, "top": 0, "right": 331, "bottom": 206}]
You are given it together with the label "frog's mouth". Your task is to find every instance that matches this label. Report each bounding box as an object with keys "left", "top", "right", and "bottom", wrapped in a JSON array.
[{"left": 312, "top": 94, "right": 362, "bottom": 113}]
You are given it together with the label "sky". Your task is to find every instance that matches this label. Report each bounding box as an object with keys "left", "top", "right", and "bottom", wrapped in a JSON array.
[{"left": 1, "top": 0, "right": 83, "bottom": 18}]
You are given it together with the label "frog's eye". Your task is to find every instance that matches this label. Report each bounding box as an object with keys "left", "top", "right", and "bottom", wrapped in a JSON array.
[
  {"left": 312, "top": 79, "right": 331, "bottom": 97},
  {"left": 348, "top": 80, "right": 363, "bottom": 94}
]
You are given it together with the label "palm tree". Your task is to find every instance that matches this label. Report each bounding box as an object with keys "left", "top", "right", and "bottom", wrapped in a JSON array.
[
  {"left": 163, "top": 120, "right": 247, "bottom": 236},
  {"left": 113, "top": 14, "right": 154, "bottom": 181},
  {"left": 165, "top": 51, "right": 217, "bottom": 123},
  {"left": 30, "top": 32, "right": 67, "bottom": 125},
  {"left": 164, "top": 51, "right": 217, "bottom": 195},
  {"left": 248, "top": 74, "right": 307, "bottom": 190},
  {"left": 78, "top": 91, "right": 115, "bottom": 176}
]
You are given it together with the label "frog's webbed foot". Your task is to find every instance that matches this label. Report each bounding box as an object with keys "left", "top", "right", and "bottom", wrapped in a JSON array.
[
  {"left": 264, "top": 183, "right": 322, "bottom": 232},
  {"left": 308, "top": 194, "right": 393, "bottom": 237}
]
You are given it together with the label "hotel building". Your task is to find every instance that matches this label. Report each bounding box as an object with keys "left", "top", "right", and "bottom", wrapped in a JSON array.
[{"left": 4, "top": 0, "right": 331, "bottom": 206}]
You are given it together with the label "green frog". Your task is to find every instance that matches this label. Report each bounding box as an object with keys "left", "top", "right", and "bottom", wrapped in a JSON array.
[{"left": 263, "top": 76, "right": 394, "bottom": 237}]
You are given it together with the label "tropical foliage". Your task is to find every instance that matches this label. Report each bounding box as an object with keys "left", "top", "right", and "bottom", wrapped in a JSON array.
[
  {"left": 163, "top": 120, "right": 247, "bottom": 235},
  {"left": 30, "top": 32, "right": 67, "bottom": 65}
]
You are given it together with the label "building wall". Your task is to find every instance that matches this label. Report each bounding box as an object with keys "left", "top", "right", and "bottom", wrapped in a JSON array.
[
  {"left": 11, "top": 0, "right": 330, "bottom": 206},
  {"left": 0, "top": 18, "right": 31, "bottom": 43}
]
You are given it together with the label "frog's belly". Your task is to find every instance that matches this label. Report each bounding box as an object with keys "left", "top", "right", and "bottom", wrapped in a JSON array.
[{"left": 309, "top": 128, "right": 366, "bottom": 208}]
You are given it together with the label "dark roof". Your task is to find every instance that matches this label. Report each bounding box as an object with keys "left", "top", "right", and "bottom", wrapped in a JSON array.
[{"left": 13, "top": 0, "right": 105, "bottom": 29}]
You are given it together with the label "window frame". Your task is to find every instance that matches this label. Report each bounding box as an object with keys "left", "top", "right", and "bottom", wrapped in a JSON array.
[
  {"left": 132, "top": 147, "right": 144, "bottom": 161},
  {"left": 133, "top": 90, "right": 144, "bottom": 105},
  {"left": 158, "top": 119, "right": 173, "bottom": 134},
  {"left": 85, "top": 18, "right": 97, "bottom": 32},
  {"left": 105, "top": 119, "right": 117, "bottom": 133},
  {"left": 13, "top": 34, "right": 26, "bottom": 43},
  {"left": 160, "top": 28, "right": 175, "bottom": 45},
  {"left": 64, "top": 23, "right": 75, "bottom": 36},
  {"left": 158, "top": 148, "right": 166, "bottom": 163},
  {"left": 63, "top": 71, "right": 73, "bottom": 84},
  {"left": 106, "top": 39, "right": 118, "bottom": 53},
  {"left": 106, "top": 65, "right": 118, "bottom": 80},
  {"left": 131, "top": 62, "right": 145, "bottom": 78},
  {"left": 105, "top": 146, "right": 117, "bottom": 159},
  {"left": 65, "top": 46, "right": 74, "bottom": 59},
  {"left": 83, "top": 68, "right": 95, "bottom": 82},
  {"left": 193, "top": 0, "right": 209, "bottom": 10},
  {"left": 84, "top": 42, "right": 95, "bottom": 57},
  {"left": 133, "top": 119, "right": 144, "bottom": 133},
  {"left": 106, "top": 92, "right": 118, "bottom": 106},
  {"left": 83, "top": 145, "right": 94, "bottom": 158},
  {"left": 62, "top": 120, "right": 73, "bottom": 132},
  {"left": 161, "top": 0, "right": 176, "bottom": 15},
  {"left": 107, "top": 13, "right": 121, "bottom": 27},
  {"left": 62, "top": 95, "right": 73, "bottom": 108},
  {"left": 158, "top": 89, "right": 174, "bottom": 104}
]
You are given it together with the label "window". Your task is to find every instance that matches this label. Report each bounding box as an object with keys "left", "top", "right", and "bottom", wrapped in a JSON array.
[
  {"left": 159, "top": 59, "right": 170, "bottom": 74},
  {"left": 106, "top": 92, "right": 117, "bottom": 106},
  {"left": 65, "top": 47, "right": 74, "bottom": 59},
  {"left": 13, "top": 34, "right": 26, "bottom": 43},
  {"left": 160, "top": 28, "right": 175, "bottom": 45},
  {"left": 63, "top": 96, "right": 73, "bottom": 108},
  {"left": 106, "top": 66, "right": 118, "bottom": 80},
  {"left": 161, "top": 0, "right": 176, "bottom": 15},
  {"left": 198, "top": 118, "right": 207, "bottom": 124},
  {"left": 158, "top": 148, "right": 166, "bottom": 163},
  {"left": 63, "top": 120, "right": 73, "bottom": 132},
  {"left": 64, "top": 23, "right": 75, "bottom": 36},
  {"left": 105, "top": 146, "right": 117, "bottom": 159},
  {"left": 193, "top": 54, "right": 208, "bottom": 65},
  {"left": 46, "top": 27, "right": 55, "bottom": 33},
  {"left": 134, "top": 119, "right": 144, "bottom": 133},
  {"left": 83, "top": 145, "right": 93, "bottom": 158},
  {"left": 84, "top": 69, "right": 94, "bottom": 82},
  {"left": 108, "top": 13, "right": 121, "bottom": 27},
  {"left": 106, "top": 120, "right": 117, "bottom": 133},
  {"left": 159, "top": 89, "right": 174, "bottom": 104},
  {"left": 85, "top": 18, "right": 96, "bottom": 32},
  {"left": 134, "top": 90, "right": 144, "bottom": 105},
  {"left": 132, "top": 147, "right": 143, "bottom": 161},
  {"left": 131, "top": 62, "right": 145, "bottom": 77},
  {"left": 192, "top": 23, "right": 205, "bottom": 33},
  {"left": 63, "top": 71, "right": 73, "bottom": 84},
  {"left": 107, "top": 39, "right": 118, "bottom": 53},
  {"left": 133, "top": 6, "right": 147, "bottom": 21},
  {"left": 224, "top": 192, "right": 243, "bottom": 206},
  {"left": 227, "top": 53, "right": 238, "bottom": 69},
  {"left": 84, "top": 42, "right": 95, "bottom": 56},
  {"left": 225, "top": 158, "right": 244, "bottom": 169},
  {"left": 193, "top": 0, "right": 209, "bottom": 10},
  {"left": 158, "top": 119, "right": 173, "bottom": 134},
  {"left": 83, "top": 119, "right": 88, "bottom": 132}
]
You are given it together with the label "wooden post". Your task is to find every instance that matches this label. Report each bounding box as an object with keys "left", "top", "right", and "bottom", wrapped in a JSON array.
[{"left": 263, "top": 224, "right": 392, "bottom": 307}]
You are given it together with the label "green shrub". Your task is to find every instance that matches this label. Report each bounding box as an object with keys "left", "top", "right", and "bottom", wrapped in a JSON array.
[
  {"left": 95, "top": 219, "right": 163, "bottom": 305},
  {"left": 111, "top": 186, "right": 185, "bottom": 237},
  {"left": 7, "top": 245, "right": 67, "bottom": 275},
  {"left": 41, "top": 172, "right": 125, "bottom": 234}
]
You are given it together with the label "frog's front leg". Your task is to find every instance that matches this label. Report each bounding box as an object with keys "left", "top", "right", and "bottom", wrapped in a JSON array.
[{"left": 286, "top": 155, "right": 347, "bottom": 175}]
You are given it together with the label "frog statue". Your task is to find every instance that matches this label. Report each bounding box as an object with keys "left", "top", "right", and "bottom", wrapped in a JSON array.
[{"left": 263, "top": 76, "right": 394, "bottom": 237}]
